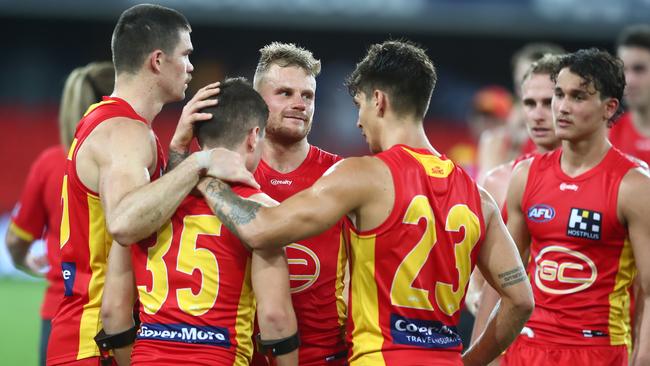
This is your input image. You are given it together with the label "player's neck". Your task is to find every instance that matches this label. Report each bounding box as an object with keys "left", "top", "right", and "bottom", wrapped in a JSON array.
[
  {"left": 112, "top": 75, "right": 165, "bottom": 124},
  {"left": 560, "top": 129, "right": 611, "bottom": 177},
  {"left": 261, "top": 137, "right": 310, "bottom": 174},
  {"left": 631, "top": 107, "right": 650, "bottom": 136},
  {"left": 381, "top": 119, "right": 439, "bottom": 155}
]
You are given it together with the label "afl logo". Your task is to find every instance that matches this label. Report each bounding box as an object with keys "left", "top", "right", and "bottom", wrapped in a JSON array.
[
  {"left": 534, "top": 245, "right": 597, "bottom": 295},
  {"left": 527, "top": 204, "right": 555, "bottom": 223},
  {"left": 286, "top": 243, "right": 321, "bottom": 294}
]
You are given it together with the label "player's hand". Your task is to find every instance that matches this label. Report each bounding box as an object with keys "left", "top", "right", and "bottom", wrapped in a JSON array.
[
  {"left": 170, "top": 82, "right": 221, "bottom": 153},
  {"left": 202, "top": 148, "right": 260, "bottom": 189},
  {"left": 24, "top": 253, "right": 48, "bottom": 277}
]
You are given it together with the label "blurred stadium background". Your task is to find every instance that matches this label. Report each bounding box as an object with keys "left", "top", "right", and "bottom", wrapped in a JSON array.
[{"left": 1, "top": 0, "right": 649, "bottom": 364}]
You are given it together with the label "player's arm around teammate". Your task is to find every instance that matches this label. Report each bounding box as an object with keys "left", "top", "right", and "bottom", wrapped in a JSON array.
[
  {"left": 97, "top": 85, "right": 256, "bottom": 364},
  {"left": 197, "top": 153, "right": 534, "bottom": 365},
  {"left": 617, "top": 167, "right": 650, "bottom": 365}
]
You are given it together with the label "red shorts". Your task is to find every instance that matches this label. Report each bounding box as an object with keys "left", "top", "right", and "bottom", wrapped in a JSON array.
[
  {"left": 48, "top": 356, "right": 117, "bottom": 366},
  {"left": 251, "top": 347, "right": 348, "bottom": 366},
  {"left": 501, "top": 336, "right": 628, "bottom": 366}
]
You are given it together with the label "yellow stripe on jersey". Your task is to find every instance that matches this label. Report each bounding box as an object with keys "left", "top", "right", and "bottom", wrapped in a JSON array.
[
  {"left": 83, "top": 100, "right": 116, "bottom": 117},
  {"left": 60, "top": 175, "right": 70, "bottom": 249},
  {"left": 402, "top": 147, "right": 454, "bottom": 178},
  {"left": 67, "top": 138, "right": 78, "bottom": 160},
  {"left": 335, "top": 231, "right": 348, "bottom": 328},
  {"left": 349, "top": 231, "right": 386, "bottom": 366},
  {"left": 8, "top": 221, "right": 35, "bottom": 242},
  {"left": 608, "top": 238, "right": 636, "bottom": 347},
  {"left": 77, "top": 194, "right": 113, "bottom": 359},
  {"left": 233, "top": 259, "right": 255, "bottom": 366}
]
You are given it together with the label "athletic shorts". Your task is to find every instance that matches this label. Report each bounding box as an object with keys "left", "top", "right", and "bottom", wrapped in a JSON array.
[{"left": 501, "top": 336, "right": 628, "bottom": 366}]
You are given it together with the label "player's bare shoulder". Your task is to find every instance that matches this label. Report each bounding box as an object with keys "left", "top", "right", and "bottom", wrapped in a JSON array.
[
  {"left": 321, "top": 155, "right": 392, "bottom": 190},
  {"left": 618, "top": 166, "right": 650, "bottom": 223}
]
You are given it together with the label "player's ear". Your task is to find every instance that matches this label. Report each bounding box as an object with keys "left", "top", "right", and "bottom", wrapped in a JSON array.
[
  {"left": 149, "top": 49, "right": 164, "bottom": 73},
  {"left": 603, "top": 97, "right": 619, "bottom": 122},
  {"left": 247, "top": 126, "right": 261, "bottom": 152},
  {"left": 374, "top": 89, "right": 386, "bottom": 117}
]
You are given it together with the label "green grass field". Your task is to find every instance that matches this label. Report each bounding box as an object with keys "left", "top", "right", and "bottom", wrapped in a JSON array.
[{"left": 0, "top": 277, "right": 46, "bottom": 366}]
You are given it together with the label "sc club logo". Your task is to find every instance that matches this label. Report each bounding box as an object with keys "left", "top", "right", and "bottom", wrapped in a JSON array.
[
  {"left": 527, "top": 204, "right": 555, "bottom": 223},
  {"left": 534, "top": 245, "right": 597, "bottom": 295},
  {"left": 286, "top": 243, "right": 321, "bottom": 293}
]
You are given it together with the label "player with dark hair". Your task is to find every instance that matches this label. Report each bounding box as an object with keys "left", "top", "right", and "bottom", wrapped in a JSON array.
[
  {"left": 611, "top": 24, "right": 650, "bottom": 165},
  {"left": 129, "top": 77, "right": 297, "bottom": 366},
  {"left": 46, "top": 4, "right": 254, "bottom": 366},
  {"left": 502, "top": 48, "right": 650, "bottom": 365}
]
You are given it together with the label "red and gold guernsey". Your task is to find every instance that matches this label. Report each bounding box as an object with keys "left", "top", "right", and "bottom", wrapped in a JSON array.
[
  {"left": 520, "top": 147, "right": 638, "bottom": 348},
  {"left": 253, "top": 145, "right": 348, "bottom": 365},
  {"left": 131, "top": 185, "right": 260, "bottom": 366},
  {"left": 10, "top": 145, "right": 66, "bottom": 320},
  {"left": 609, "top": 112, "right": 650, "bottom": 165},
  {"left": 344, "top": 144, "right": 486, "bottom": 366},
  {"left": 47, "top": 97, "right": 166, "bottom": 365}
]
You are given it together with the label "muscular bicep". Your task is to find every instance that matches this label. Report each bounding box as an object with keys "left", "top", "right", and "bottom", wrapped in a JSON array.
[
  {"left": 477, "top": 189, "right": 531, "bottom": 302},
  {"left": 504, "top": 160, "right": 532, "bottom": 259},
  {"left": 96, "top": 119, "right": 156, "bottom": 219},
  {"left": 620, "top": 169, "right": 650, "bottom": 294}
]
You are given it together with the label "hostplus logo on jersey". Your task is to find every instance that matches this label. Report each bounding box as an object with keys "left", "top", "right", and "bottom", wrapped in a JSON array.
[
  {"left": 137, "top": 323, "right": 231, "bottom": 348},
  {"left": 527, "top": 204, "right": 555, "bottom": 223},
  {"left": 566, "top": 208, "right": 601, "bottom": 240},
  {"left": 390, "top": 314, "right": 461, "bottom": 349}
]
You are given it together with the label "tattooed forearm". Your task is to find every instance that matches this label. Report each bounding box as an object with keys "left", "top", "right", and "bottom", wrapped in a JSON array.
[
  {"left": 202, "top": 178, "right": 262, "bottom": 237},
  {"left": 498, "top": 266, "right": 527, "bottom": 288},
  {"left": 166, "top": 149, "right": 190, "bottom": 172}
]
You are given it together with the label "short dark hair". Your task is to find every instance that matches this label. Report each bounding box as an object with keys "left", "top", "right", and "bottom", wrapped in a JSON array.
[
  {"left": 194, "top": 77, "right": 269, "bottom": 149},
  {"left": 617, "top": 24, "right": 650, "bottom": 52},
  {"left": 552, "top": 48, "right": 625, "bottom": 123},
  {"left": 111, "top": 4, "right": 190, "bottom": 74},
  {"left": 345, "top": 40, "right": 437, "bottom": 119}
]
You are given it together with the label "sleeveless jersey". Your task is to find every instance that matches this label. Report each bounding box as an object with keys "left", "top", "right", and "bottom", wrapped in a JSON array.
[
  {"left": 253, "top": 145, "right": 348, "bottom": 365},
  {"left": 47, "top": 97, "right": 166, "bottom": 365},
  {"left": 520, "top": 147, "right": 638, "bottom": 347},
  {"left": 609, "top": 112, "right": 650, "bottom": 165},
  {"left": 344, "top": 144, "right": 486, "bottom": 366},
  {"left": 131, "top": 185, "right": 260, "bottom": 365},
  {"left": 10, "top": 145, "right": 66, "bottom": 320}
]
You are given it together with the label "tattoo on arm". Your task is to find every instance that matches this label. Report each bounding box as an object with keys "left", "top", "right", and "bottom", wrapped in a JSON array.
[
  {"left": 498, "top": 266, "right": 527, "bottom": 288},
  {"left": 202, "top": 178, "right": 262, "bottom": 236},
  {"left": 166, "top": 150, "right": 190, "bottom": 172}
]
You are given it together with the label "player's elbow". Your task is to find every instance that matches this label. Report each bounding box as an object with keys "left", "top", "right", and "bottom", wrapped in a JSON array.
[
  {"left": 100, "top": 295, "right": 134, "bottom": 333},
  {"left": 257, "top": 302, "right": 296, "bottom": 339},
  {"left": 509, "top": 289, "right": 535, "bottom": 320},
  {"left": 107, "top": 217, "right": 139, "bottom": 245},
  {"left": 243, "top": 227, "right": 276, "bottom": 250}
]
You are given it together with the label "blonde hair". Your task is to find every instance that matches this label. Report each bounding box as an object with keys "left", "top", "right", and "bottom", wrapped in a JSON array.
[
  {"left": 253, "top": 42, "right": 321, "bottom": 89},
  {"left": 58, "top": 61, "right": 115, "bottom": 150}
]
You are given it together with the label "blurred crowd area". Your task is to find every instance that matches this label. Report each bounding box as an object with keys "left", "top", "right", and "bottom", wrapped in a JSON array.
[{"left": 0, "top": 1, "right": 643, "bottom": 276}]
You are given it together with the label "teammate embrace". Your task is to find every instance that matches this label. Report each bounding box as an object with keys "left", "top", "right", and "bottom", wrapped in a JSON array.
[{"left": 41, "top": 3, "right": 650, "bottom": 366}]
